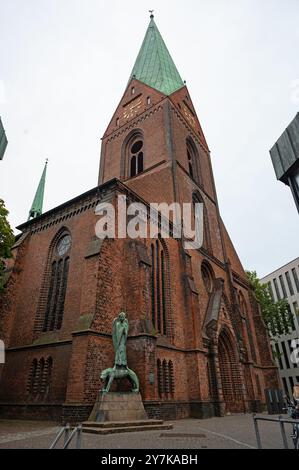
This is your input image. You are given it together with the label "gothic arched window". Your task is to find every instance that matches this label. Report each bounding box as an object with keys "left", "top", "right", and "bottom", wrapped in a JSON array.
[
  {"left": 201, "top": 261, "right": 214, "bottom": 293},
  {"left": 43, "top": 233, "right": 71, "bottom": 332},
  {"left": 151, "top": 239, "right": 169, "bottom": 336},
  {"left": 129, "top": 139, "right": 144, "bottom": 177},
  {"left": 187, "top": 147, "right": 193, "bottom": 178},
  {"left": 193, "top": 192, "right": 212, "bottom": 253},
  {"left": 121, "top": 130, "right": 145, "bottom": 179},
  {"left": 186, "top": 138, "right": 201, "bottom": 185}
]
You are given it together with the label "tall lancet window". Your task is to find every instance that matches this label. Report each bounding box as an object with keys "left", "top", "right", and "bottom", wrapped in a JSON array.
[
  {"left": 192, "top": 192, "right": 212, "bottom": 253},
  {"left": 120, "top": 129, "right": 144, "bottom": 180},
  {"left": 130, "top": 139, "right": 144, "bottom": 177},
  {"left": 151, "top": 239, "right": 169, "bottom": 336},
  {"left": 187, "top": 147, "right": 194, "bottom": 178},
  {"left": 43, "top": 233, "right": 71, "bottom": 332},
  {"left": 186, "top": 138, "right": 202, "bottom": 186}
]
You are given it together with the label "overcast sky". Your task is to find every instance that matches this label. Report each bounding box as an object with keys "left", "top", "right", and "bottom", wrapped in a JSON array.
[{"left": 0, "top": 0, "right": 298, "bottom": 278}]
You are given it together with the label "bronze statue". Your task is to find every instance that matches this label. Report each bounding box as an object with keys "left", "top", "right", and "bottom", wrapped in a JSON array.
[
  {"left": 113, "top": 311, "right": 128, "bottom": 366},
  {"left": 100, "top": 312, "right": 139, "bottom": 393}
]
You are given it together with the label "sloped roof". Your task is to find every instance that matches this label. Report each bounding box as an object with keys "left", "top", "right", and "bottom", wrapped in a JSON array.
[
  {"left": 28, "top": 160, "right": 47, "bottom": 220},
  {"left": 128, "top": 16, "right": 184, "bottom": 96}
]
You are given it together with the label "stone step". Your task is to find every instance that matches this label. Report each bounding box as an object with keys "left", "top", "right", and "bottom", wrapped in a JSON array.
[
  {"left": 82, "top": 419, "right": 164, "bottom": 429},
  {"left": 82, "top": 423, "right": 173, "bottom": 435},
  {"left": 97, "top": 411, "right": 147, "bottom": 421},
  {"left": 98, "top": 402, "right": 146, "bottom": 410}
]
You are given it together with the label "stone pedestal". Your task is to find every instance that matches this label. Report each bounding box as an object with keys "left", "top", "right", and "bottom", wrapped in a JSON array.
[
  {"left": 88, "top": 392, "right": 147, "bottom": 422},
  {"left": 83, "top": 392, "right": 173, "bottom": 434}
]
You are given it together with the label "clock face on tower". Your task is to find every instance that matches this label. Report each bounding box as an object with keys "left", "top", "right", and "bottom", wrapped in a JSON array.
[
  {"left": 123, "top": 97, "right": 142, "bottom": 120},
  {"left": 182, "top": 103, "right": 196, "bottom": 129}
]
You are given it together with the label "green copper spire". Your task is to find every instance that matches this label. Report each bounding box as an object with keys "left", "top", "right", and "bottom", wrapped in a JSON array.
[
  {"left": 28, "top": 159, "right": 48, "bottom": 220},
  {"left": 128, "top": 14, "right": 184, "bottom": 96}
]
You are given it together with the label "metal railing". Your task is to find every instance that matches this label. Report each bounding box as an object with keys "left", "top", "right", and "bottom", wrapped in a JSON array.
[
  {"left": 252, "top": 414, "right": 298, "bottom": 449},
  {"left": 50, "top": 423, "right": 83, "bottom": 449}
]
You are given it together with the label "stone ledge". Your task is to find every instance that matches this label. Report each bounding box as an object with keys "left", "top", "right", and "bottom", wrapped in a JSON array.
[
  {"left": 83, "top": 419, "right": 164, "bottom": 428},
  {"left": 82, "top": 422, "right": 173, "bottom": 435}
]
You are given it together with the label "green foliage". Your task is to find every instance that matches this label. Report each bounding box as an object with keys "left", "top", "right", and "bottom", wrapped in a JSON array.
[
  {"left": 0, "top": 199, "right": 14, "bottom": 291},
  {"left": 246, "top": 270, "right": 294, "bottom": 339}
]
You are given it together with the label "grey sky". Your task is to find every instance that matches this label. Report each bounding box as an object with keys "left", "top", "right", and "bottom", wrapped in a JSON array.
[{"left": 0, "top": 0, "right": 298, "bottom": 278}]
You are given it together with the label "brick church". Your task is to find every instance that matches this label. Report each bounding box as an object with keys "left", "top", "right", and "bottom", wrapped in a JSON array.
[{"left": 0, "top": 15, "right": 279, "bottom": 422}]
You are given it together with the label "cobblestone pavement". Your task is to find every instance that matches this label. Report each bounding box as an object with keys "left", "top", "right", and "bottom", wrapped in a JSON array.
[{"left": 0, "top": 414, "right": 296, "bottom": 449}]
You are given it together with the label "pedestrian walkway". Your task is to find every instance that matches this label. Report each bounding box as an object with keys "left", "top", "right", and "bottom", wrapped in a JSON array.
[{"left": 0, "top": 414, "right": 295, "bottom": 449}]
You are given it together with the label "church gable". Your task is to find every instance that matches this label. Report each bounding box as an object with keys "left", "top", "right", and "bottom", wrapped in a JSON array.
[{"left": 102, "top": 79, "right": 166, "bottom": 139}]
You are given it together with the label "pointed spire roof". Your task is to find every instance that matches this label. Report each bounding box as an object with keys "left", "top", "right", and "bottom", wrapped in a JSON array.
[
  {"left": 128, "top": 14, "right": 184, "bottom": 96},
  {"left": 28, "top": 159, "right": 48, "bottom": 220}
]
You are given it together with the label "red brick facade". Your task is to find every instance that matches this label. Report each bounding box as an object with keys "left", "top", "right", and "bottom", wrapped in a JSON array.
[{"left": 0, "top": 77, "right": 279, "bottom": 422}]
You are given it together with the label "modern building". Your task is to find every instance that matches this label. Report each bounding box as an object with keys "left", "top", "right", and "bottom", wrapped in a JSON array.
[
  {"left": 270, "top": 113, "right": 299, "bottom": 213},
  {"left": 261, "top": 257, "right": 299, "bottom": 397},
  {"left": 0, "top": 15, "right": 279, "bottom": 422},
  {"left": 0, "top": 117, "right": 8, "bottom": 160}
]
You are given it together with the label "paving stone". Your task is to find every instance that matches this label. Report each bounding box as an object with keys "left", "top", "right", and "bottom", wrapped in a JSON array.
[{"left": 0, "top": 414, "right": 296, "bottom": 449}]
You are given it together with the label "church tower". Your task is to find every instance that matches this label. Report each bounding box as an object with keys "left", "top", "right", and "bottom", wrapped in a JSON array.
[
  {"left": 99, "top": 14, "right": 213, "bottom": 206},
  {"left": 98, "top": 15, "right": 222, "bottom": 257},
  {"left": 96, "top": 14, "right": 279, "bottom": 416}
]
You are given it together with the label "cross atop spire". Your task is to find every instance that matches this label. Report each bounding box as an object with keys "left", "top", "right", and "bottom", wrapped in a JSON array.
[
  {"left": 28, "top": 159, "right": 48, "bottom": 221},
  {"left": 128, "top": 16, "right": 184, "bottom": 96}
]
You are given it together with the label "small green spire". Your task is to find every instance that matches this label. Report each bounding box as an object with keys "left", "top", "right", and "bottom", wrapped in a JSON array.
[
  {"left": 28, "top": 159, "right": 48, "bottom": 220},
  {"left": 128, "top": 14, "right": 184, "bottom": 96}
]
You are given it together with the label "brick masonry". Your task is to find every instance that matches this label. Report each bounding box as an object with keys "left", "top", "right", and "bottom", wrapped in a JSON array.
[{"left": 0, "top": 79, "right": 280, "bottom": 423}]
